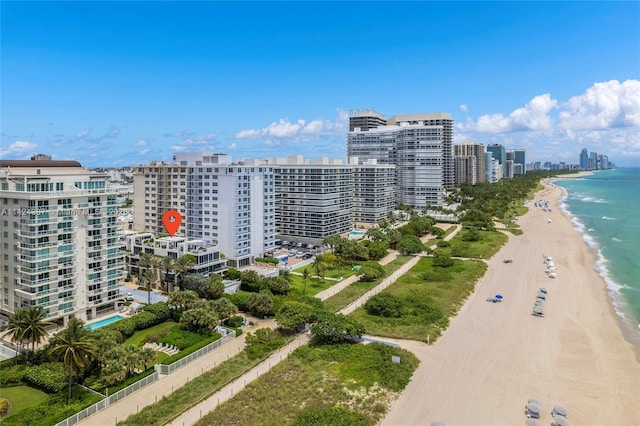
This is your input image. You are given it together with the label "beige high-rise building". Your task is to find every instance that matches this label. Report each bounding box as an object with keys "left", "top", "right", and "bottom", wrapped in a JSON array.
[
  {"left": 454, "top": 141, "right": 486, "bottom": 184},
  {"left": 0, "top": 155, "right": 126, "bottom": 324}
]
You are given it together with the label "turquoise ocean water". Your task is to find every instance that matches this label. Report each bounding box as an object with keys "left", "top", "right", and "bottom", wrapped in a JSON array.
[{"left": 554, "top": 168, "right": 640, "bottom": 339}]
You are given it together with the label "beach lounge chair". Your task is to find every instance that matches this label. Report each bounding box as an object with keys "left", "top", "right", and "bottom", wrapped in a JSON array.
[
  {"left": 526, "top": 419, "right": 541, "bottom": 426},
  {"left": 539, "top": 288, "right": 548, "bottom": 294}
]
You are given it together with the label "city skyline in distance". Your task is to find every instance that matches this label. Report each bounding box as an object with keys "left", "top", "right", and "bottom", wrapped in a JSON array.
[{"left": 1, "top": 2, "right": 639, "bottom": 167}]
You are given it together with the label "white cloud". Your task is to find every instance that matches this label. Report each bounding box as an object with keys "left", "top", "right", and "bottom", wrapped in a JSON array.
[
  {"left": 227, "top": 143, "right": 237, "bottom": 150},
  {"left": 133, "top": 139, "right": 148, "bottom": 147},
  {"left": 234, "top": 109, "right": 349, "bottom": 140},
  {"left": 559, "top": 79, "right": 640, "bottom": 129},
  {"left": 139, "top": 148, "right": 150, "bottom": 155},
  {"left": 0, "top": 140, "right": 38, "bottom": 158},
  {"left": 460, "top": 104, "right": 468, "bottom": 112},
  {"left": 468, "top": 93, "right": 558, "bottom": 133}
]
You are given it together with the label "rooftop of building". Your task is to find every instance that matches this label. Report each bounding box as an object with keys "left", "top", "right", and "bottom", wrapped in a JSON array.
[{"left": 0, "top": 159, "right": 83, "bottom": 168}]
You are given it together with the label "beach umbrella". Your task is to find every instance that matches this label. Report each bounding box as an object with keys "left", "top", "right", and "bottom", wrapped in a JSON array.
[
  {"left": 533, "top": 306, "right": 544, "bottom": 314},
  {"left": 552, "top": 404, "right": 569, "bottom": 417},
  {"left": 525, "top": 402, "right": 542, "bottom": 418},
  {"left": 551, "top": 415, "right": 569, "bottom": 426},
  {"left": 495, "top": 294, "right": 503, "bottom": 300},
  {"left": 527, "top": 398, "right": 542, "bottom": 406},
  {"left": 539, "top": 288, "right": 548, "bottom": 294},
  {"left": 526, "top": 419, "right": 541, "bottom": 426},
  {"left": 430, "top": 422, "right": 446, "bottom": 426}
]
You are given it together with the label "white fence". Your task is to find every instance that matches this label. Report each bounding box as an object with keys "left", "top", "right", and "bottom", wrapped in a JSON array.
[
  {"left": 55, "top": 326, "right": 237, "bottom": 426},
  {"left": 55, "top": 372, "right": 159, "bottom": 426},
  {"left": 156, "top": 330, "right": 236, "bottom": 375}
]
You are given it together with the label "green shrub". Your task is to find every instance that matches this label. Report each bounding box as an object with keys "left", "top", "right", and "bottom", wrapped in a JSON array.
[
  {"left": 244, "top": 328, "right": 287, "bottom": 360},
  {"left": 0, "top": 387, "right": 102, "bottom": 426},
  {"left": 461, "top": 229, "right": 481, "bottom": 242},
  {"left": 227, "top": 315, "right": 245, "bottom": 328},
  {"left": 432, "top": 251, "right": 454, "bottom": 268},
  {"left": 104, "top": 316, "right": 137, "bottom": 337},
  {"left": 0, "top": 364, "right": 29, "bottom": 386},
  {"left": 0, "top": 398, "right": 9, "bottom": 418},
  {"left": 224, "top": 291, "right": 251, "bottom": 311},
  {"left": 436, "top": 239, "right": 450, "bottom": 248},
  {"left": 23, "top": 362, "right": 68, "bottom": 393},
  {"left": 0, "top": 356, "right": 26, "bottom": 369},
  {"left": 161, "top": 333, "right": 222, "bottom": 365},
  {"left": 132, "top": 311, "right": 159, "bottom": 329},
  {"left": 292, "top": 406, "right": 371, "bottom": 426},
  {"left": 159, "top": 329, "right": 206, "bottom": 350},
  {"left": 364, "top": 293, "right": 404, "bottom": 318},
  {"left": 143, "top": 302, "right": 171, "bottom": 322}
]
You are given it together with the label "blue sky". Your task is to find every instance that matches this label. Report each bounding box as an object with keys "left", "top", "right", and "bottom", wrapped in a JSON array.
[{"left": 2, "top": 1, "right": 639, "bottom": 167}]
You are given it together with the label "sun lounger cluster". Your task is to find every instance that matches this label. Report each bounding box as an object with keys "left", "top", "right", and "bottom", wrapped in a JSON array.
[
  {"left": 532, "top": 288, "right": 547, "bottom": 317},
  {"left": 525, "top": 399, "right": 569, "bottom": 425},
  {"left": 543, "top": 255, "right": 557, "bottom": 279},
  {"left": 143, "top": 342, "right": 179, "bottom": 355}
]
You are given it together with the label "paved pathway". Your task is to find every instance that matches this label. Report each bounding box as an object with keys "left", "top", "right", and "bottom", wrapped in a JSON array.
[
  {"left": 77, "top": 319, "right": 276, "bottom": 426},
  {"left": 94, "top": 224, "right": 463, "bottom": 425},
  {"left": 167, "top": 333, "right": 311, "bottom": 426}
]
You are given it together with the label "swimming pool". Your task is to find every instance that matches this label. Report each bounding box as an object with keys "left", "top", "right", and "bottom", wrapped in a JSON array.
[
  {"left": 348, "top": 230, "right": 366, "bottom": 238},
  {"left": 85, "top": 315, "right": 124, "bottom": 330}
]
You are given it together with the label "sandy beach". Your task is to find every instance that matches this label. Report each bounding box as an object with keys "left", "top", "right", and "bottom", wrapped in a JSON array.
[{"left": 382, "top": 179, "right": 640, "bottom": 425}]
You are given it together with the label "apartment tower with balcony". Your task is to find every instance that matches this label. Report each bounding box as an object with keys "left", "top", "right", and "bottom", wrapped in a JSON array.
[{"left": 0, "top": 155, "right": 126, "bottom": 324}]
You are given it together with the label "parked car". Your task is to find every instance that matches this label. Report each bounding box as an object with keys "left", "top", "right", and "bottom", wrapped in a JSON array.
[
  {"left": 302, "top": 253, "right": 313, "bottom": 259},
  {"left": 125, "top": 292, "right": 134, "bottom": 301}
]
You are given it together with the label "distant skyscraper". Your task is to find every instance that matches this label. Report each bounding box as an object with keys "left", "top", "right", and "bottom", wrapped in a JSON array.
[
  {"left": 589, "top": 152, "right": 598, "bottom": 170},
  {"left": 348, "top": 111, "right": 454, "bottom": 208},
  {"left": 349, "top": 109, "right": 387, "bottom": 131},
  {"left": 513, "top": 149, "right": 526, "bottom": 174},
  {"left": 486, "top": 144, "right": 507, "bottom": 178},
  {"left": 454, "top": 141, "right": 486, "bottom": 183},
  {"left": 580, "top": 148, "right": 589, "bottom": 170}
]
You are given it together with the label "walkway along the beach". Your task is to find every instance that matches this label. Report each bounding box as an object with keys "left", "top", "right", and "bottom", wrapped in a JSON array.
[{"left": 86, "top": 224, "right": 462, "bottom": 426}]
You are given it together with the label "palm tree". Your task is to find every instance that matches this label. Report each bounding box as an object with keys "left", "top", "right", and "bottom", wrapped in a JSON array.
[
  {"left": 21, "top": 306, "right": 53, "bottom": 356},
  {"left": 2, "top": 308, "right": 27, "bottom": 357},
  {"left": 48, "top": 319, "right": 98, "bottom": 403},
  {"left": 247, "top": 289, "right": 273, "bottom": 318},
  {"left": 122, "top": 344, "right": 141, "bottom": 378},
  {"left": 210, "top": 298, "right": 238, "bottom": 325},
  {"left": 302, "top": 268, "right": 310, "bottom": 294},
  {"left": 312, "top": 255, "right": 325, "bottom": 280},
  {"left": 139, "top": 347, "right": 156, "bottom": 370},
  {"left": 137, "top": 252, "right": 156, "bottom": 284},
  {"left": 174, "top": 254, "right": 195, "bottom": 289},
  {"left": 159, "top": 256, "right": 176, "bottom": 291},
  {"left": 142, "top": 268, "right": 157, "bottom": 304}
]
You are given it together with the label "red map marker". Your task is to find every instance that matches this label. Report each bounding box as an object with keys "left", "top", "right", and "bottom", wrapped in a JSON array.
[{"left": 162, "top": 210, "right": 182, "bottom": 237}]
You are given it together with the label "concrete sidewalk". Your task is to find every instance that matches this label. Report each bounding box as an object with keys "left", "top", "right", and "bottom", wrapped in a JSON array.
[
  {"left": 167, "top": 333, "right": 311, "bottom": 426},
  {"left": 77, "top": 319, "right": 276, "bottom": 426}
]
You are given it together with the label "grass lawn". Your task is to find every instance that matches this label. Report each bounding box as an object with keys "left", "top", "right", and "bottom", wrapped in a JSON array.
[
  {"left": 1, "top": 385, "right": 49, "bottom": 417},
  {"left": 123, "top": 321, "right": 178, "bottom": 346},
  {"left": 286, "top": 274, "right": 335, "bottom": 298},
  {"left": 323, "top": 256, "right": 413, "bottom": 313},
  {"left": 443, "top": 230, "right": 508, "bottom": 259},
  {"left": 195, "top": 343, "right": 419, "bottom": 426},
  {"left": 349, "top": 257, "right": 487, "bottom": 342}
]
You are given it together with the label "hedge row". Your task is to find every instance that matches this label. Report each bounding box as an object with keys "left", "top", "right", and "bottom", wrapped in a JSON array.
[
  {"left": 23, "top": 362, "right": 68, "bottom": 394},
  {"left": 102, "top": 302, "right": 171, "bottom": 338},
  {"left": 160, "top": 333, "right": 222, "bottom": 365}
]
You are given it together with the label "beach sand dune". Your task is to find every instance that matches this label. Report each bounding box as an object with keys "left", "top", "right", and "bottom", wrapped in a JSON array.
[{"left": 382, "top": 181, "right": 640, "bottom": 426}]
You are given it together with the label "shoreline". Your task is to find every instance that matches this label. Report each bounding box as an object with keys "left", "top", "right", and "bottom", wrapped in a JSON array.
[
  {"left": 552, "top": 172, "right": 640, "bottom": 359},
  {"left": 383, "top": 177, "right": 640, "bottom": 425}
]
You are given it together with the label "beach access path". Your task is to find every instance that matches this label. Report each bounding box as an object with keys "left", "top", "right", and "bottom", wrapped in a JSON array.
[
  {"left": 382, "top": 179, "right": 640, "bottom": 426},
  {"left": 76, "top": 318, "right": 276, "bottom": 426}
]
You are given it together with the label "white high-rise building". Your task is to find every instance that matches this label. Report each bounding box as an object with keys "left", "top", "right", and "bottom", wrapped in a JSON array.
[
  {"left": 134, "top": 153, "right": 275, "bottom": 268},
  {"left": 263, "top": 155, "right": 352, "bottom": 243},
  {"left": 347, "top": 112, "right": 454, "bottom": 209},
  {"left": 0, "top": 156, "right": 126, "bottom": 324},
  {"left": 349, "top": 157, "right": 395, "bottom": 227}
]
